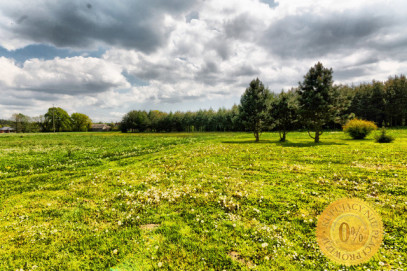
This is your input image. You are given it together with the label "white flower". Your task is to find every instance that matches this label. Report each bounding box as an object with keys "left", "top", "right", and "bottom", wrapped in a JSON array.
[
  {"left": 118, "top": 221, "right": 122, "bottom": 226},
  {"left": 264, "top": 256, "right": 270, "bottom": 260},
  {"left": 261, "top": 242, "right": 268, "bottom": 248},
  {"left": 158, "top": 262, "right": 163, "bottom": 268},
  {"left": 113, "top": 249, "right": 118, "bottom": 254}
]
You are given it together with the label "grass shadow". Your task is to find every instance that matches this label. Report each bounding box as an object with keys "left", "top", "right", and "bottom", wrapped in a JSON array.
[
  {"left": 221, "top": 139, "right": 276, "bottom": 144},
  {"left": 222, "top": 139, "right": 348, "bottom": 147},
  {"left": 275, "top": 141, "right": 348, "bottom": 147}
]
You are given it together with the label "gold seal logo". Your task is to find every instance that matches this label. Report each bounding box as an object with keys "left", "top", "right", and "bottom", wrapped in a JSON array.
[{"left": 316, "top": 198, "right": 383, "bottom": 266}]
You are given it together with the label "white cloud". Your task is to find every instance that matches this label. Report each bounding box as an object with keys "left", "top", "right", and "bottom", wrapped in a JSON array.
[{"left": 0, "top": 56, "right": 129, "bottom": 94}]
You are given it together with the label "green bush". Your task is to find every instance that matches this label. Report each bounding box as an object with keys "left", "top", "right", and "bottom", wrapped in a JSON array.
[
  {"left": 375, "top": 127, "right": 395, "bottom": 143},
  {"left": 343, "top": 119, "right": 377, "bottom": 139}
]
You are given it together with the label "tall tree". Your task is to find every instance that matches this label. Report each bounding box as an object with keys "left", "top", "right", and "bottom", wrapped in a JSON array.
[
  {"left": 270, "top": 90, "right": 299, "bottom": 142},
  {"left": 239, "top": 78, "right": 271, "bottom": 142},
  {"left": 385, "top": 75, "right": 407, "bottom": 126},
  {"left": 44, "top": 107, "right": 72, "bottom": 132},
  {"left": 71, "top": 113, "right": 92, "bottom": 132},
  {"left": 11, "top": 113, "right": 31, "bottom": 133},
  {"left": 297, "top": 62, "right": 338, "bottom": 143},
  {"left": 120, "top": 110, "right": 150, "bottom": 132}
]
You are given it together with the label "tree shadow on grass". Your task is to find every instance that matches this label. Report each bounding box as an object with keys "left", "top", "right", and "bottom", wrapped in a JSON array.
[
  {"left": 221, "top": 139, "right": 276, "bottom": 144},
  {"left": 222, "top": 140, "right": 347, "bottom": 147},
  {"left": 275, "top": 141, "right": 348, "bottom": 147}
]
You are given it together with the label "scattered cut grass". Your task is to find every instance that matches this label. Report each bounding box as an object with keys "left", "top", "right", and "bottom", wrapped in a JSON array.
[{"left": 0, "top": 131, "right": 406, "bottom": 270}]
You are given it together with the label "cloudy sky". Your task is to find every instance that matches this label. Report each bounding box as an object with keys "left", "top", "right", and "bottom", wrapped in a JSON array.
[{"left": 0, "top": 0, "right": 406, "bottom": 121}]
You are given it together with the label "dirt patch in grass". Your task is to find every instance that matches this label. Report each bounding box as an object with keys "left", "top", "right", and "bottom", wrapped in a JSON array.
[
  {"left": 140, "top": 224, "right": 160, "bottom": 230},
  {"left": 228, "top": 251, "right": 255, "bottom": 269}
]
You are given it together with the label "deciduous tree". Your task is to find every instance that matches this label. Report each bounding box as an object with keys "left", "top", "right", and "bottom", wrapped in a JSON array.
[
  {"left": 44, "top": 107, "right": 72, "bottom": 132},
  {"left": 71, "top": 113, "right": 92, "bottom": 132}
]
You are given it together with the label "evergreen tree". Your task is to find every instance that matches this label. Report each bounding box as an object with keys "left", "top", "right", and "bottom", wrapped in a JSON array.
[
  {"left": 239, "top": 78, "right": 271, "bottom": 142},
  {"left": 297, "top": 62, "right": 338, "bottom": 143},
  {"left": 270, "top": 90, "right": 299, "bottom": 142}
]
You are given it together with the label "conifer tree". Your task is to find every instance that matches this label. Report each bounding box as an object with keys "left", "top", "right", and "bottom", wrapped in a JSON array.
[{"left": 239, "top": 78, "right": 271, "bottom": 141}]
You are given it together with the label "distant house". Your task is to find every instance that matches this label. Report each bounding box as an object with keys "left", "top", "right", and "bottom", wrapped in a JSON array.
[
  {"left": 0, "top": 127, "right": 15, "bottom": 133},
  {"left": 90, "top": 124, "right": 111, "bottom": 132}
]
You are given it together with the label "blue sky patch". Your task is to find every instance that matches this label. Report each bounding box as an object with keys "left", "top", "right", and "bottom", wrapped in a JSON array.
[{"left": 0, "top": 44, "right": 105, "bottom": 63}]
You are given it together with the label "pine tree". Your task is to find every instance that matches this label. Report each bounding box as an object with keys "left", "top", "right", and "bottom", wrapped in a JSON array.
[
  {"left": 297, "top": 62, "right": 338, "bottom": 143},
  {"left": 239, "top": 78, "right": 271, "bottom": 142}
]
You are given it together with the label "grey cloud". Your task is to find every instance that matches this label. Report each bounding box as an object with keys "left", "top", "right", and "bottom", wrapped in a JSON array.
[
  {"left": 10, "top": 91, "right": 60, "bottom": 101},
  {"left": 205, "top": 13, "right": 262, "bottom": 60},
  {"left": 195, "top": 61, "right": 222, "bottom": 86},
  {"left": 154, "top": 94, "right": 205, "bottom": 104},
  {"left": 5, "top": 0, "right": 199, "bottom": 53},
  {"left": 230, "top": 64, "right": 260, "bottom": 77},
  {"left": 334, "top": 67, "right": 370, "bottom": 81},
  {"left": 186, "top": 11, "right": 199, "bottom": 23},
  {"left": 224, "top": 13, "right": 257, "bottom": 40},
  {"left": 20, "top": 81, "right": 121, "bottom": 95},
  {"left": 208, "top": 39, "right": 232, "bottom": 60},
  {"left": 16, "top": 15, "right": 28, "bottom": 24},
  {"left": 262, "top": 10, "right": 394, "bottom": 59},
  {"left": 210, "top": 90, "right": 230, "bottom": 95},
  {"left": 0, "top": 97, "right": 32, "bottom": 106},
  {"left": 128, "top": 61, "right": 187, "bottom": 84}
]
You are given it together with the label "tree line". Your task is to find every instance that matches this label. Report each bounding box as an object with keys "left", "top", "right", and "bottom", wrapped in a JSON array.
[
  {"left": 1, "top": 107, "right": 93, "bottom": 133},
  {"left": 121, "top": 63, "right": 407, "bottom": 142}
]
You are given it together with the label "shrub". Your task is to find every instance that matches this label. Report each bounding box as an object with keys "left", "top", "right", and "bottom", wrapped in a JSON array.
[
  {"left": 375, "top": 127, "right": 395, "bottom": 143},
  {"left": 343, "top": 119, "right": 378, "bottom": 139}
]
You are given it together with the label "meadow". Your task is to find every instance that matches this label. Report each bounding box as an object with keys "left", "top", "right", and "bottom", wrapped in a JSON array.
[{"left": 0, "top": 131, "right": 406, "bottom": 270}]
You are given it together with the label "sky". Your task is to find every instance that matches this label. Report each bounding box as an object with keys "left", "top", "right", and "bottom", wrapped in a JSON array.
[{"left": 0, "top": 0, "right": 406, "bottom": 122}]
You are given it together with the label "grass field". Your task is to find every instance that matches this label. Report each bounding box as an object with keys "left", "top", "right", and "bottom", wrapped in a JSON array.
[{"left": 0, "top": 130, "right": 406, "bottom": 270}]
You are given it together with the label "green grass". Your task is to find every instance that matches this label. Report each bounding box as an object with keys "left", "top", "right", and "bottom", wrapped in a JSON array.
[{"left": 0, "top": 130, "right": 406, "bottom": 270}]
